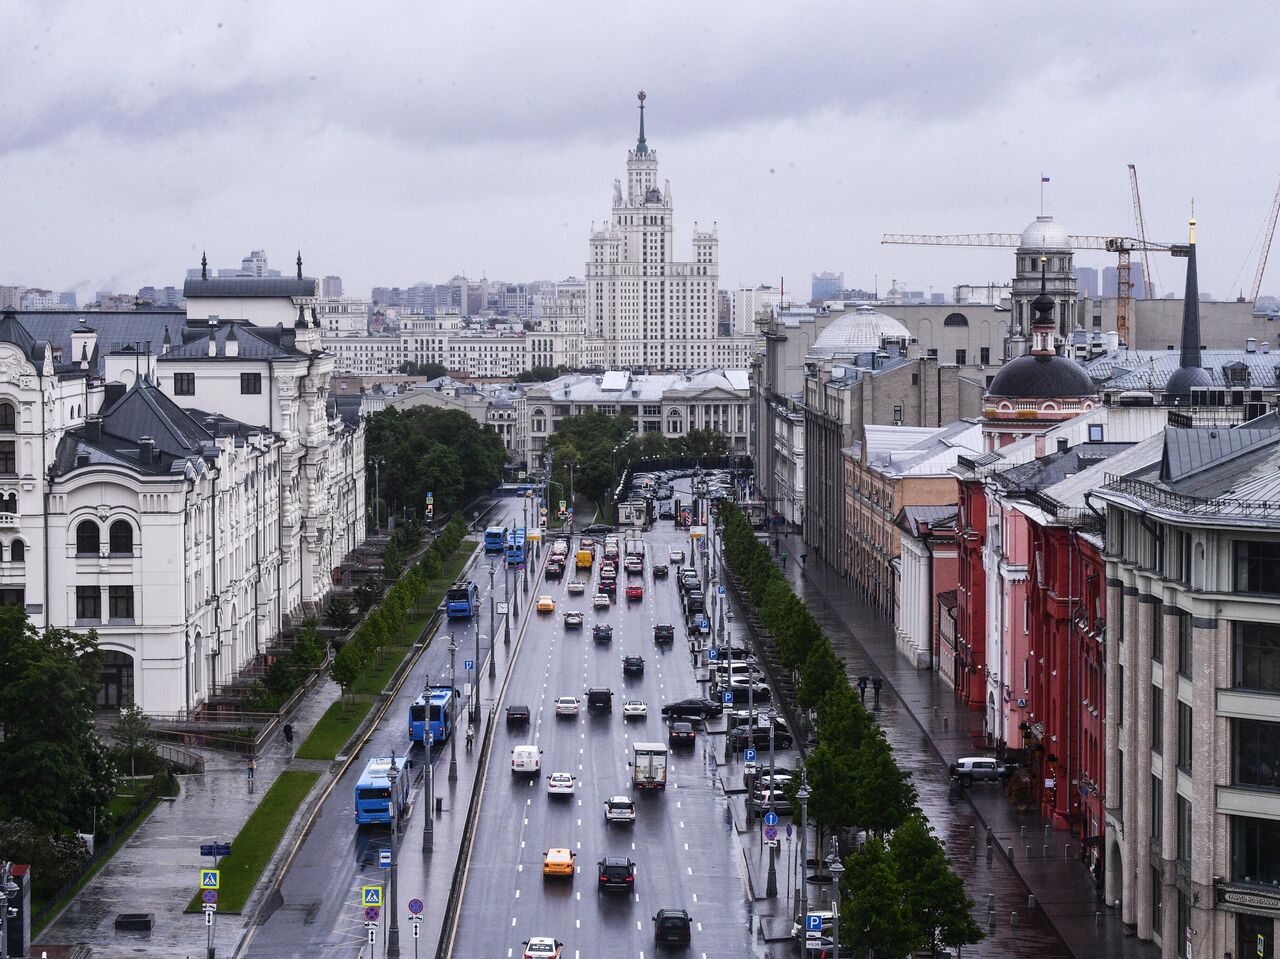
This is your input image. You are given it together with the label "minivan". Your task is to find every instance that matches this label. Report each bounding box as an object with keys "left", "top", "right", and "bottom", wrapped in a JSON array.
[{"left": 511, "top": 745, "right": 542, "bottom": 775}]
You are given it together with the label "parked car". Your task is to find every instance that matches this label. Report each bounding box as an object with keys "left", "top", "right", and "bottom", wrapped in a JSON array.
[
  {"left": 949, "top": 756, "right": 1012, "bottom": 785},
  {"left": 506, "top": 704, "right": 531, "bottom": 726},
  {"left": 653, "top": 909, "right": 692, "bottom": 946},
  {"left": 653, "top": 623, "right": 675, "bottom": 644},
  {"left": 597, "top": 856, "right": 635, "bottom": 892},
  {"left": 668, "top": 721, "right": 696, "bottom": 745},
  {"left": 622, "top": 654, "right": 645, "bottom": 676},
  {"left": 748, "top": 788, "right": 793, "bottom": 815},
  {"left": 661, "top": 698, "right": 722, "bottom": 720},
  {"left": 729, "top": 723, "right": 794, "bottom": 750},
  {"left": 593, "top": 623, "right": 614, "bottom": 642}
]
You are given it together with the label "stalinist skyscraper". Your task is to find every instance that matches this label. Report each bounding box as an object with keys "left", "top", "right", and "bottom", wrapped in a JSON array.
[{"left": 583, "top": 92, "right": 753, "bottom": 371}]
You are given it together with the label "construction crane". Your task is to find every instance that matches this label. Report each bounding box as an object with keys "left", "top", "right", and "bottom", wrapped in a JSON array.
[
  {"left": 1251, "top": 176, "right": 1280, "bottom": 303},
  {"left": 1128, "top": 164, "right": 1156, "bottom": 299},
  {"left": 880, "top": 232, "right": 1189, "bottom": 344}
]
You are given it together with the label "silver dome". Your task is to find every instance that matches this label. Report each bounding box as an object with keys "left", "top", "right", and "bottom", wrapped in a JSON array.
[
  {"left": 1019, "top": 215, "right": 1071, "bottom": 251},
  {"left": 811, "top": 306, "right": 911, "bottom": 357}
]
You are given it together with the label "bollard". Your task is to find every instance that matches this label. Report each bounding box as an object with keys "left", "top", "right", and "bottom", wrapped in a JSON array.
[
  {"left": 1011, "top": 911, "right": 1019, "bottom": 929},
  {"left": 987, "top": 844, "right": 994, "bottom": 862},
  {"left": 987, "top": 894, "right": 995, "bottom": 912},
  {"left": 1028, "top": 895, "right": 1037, "bottom": 912},
  {"left": 988, "top": 911, "right": 995, "bottom": 929},
  {"left": 1020, "top": 826, "right": 1026, "bottom": 844},
  {"left": 1065, "top": 843, "right": 1071, "bottom": 860},
  {"left": 970, "top": 842, "right": 977, "bottom": 859},
  {"left": 1043, "top": 824, "right": 1051, "bottom": 843},
  {"left": 986, "top": 828, "right": 993, "bottom": 847},
  {"left": 1043, "top": 843, "right": 1049, "bottom": 859},
  {"left": 943, "top": 716, "right": 949, "bottom": 732},
  {"left": 435, "top": 796, "right": 443, "bottom": 814},
  {"left": 1095, "top": 911, "right": 1102, "bottom": 926},
  {"left": 1007, "top": 845, "right": 1014, "bottom": 861},
  {"left": 969, "top": 826, "right": 976, "bottom": 843},
  {"left": 1026, "top": 845, "right": 1032, "bottom": 861}
]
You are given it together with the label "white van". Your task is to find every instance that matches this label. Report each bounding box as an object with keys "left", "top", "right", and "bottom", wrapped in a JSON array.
[{"left": 512, "top": 745, "right": 542, "bottom": 776}]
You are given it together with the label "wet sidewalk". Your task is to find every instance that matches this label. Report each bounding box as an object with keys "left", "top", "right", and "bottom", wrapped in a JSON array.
[{"left": 768, "top": 531, "right": 1156, "bottom": 959}]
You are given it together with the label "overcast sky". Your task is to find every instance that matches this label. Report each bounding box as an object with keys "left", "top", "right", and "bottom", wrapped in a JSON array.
[{"left": 4, "top": 1, "right": 1280, "bottom": 303}]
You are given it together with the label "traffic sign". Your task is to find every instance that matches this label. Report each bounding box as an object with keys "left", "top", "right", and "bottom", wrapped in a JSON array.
[
  {"left": 717, "top": 585, "right": 726, "bottom": 595},
  {"left": 199, "top": 869, "right": 220, "bottom": 890},
  {"left": 806, "top": 914, "right": 824, "bottom": 932},
  {"left": 496, "top": 601, "right": 509, "bottom": 614},
  {"left": 707, "top": 648, "right": 718, "bottom": 660},
  {"left": 786, "top": 823, "right": 793, "bottom": 837},
  {"left": 425, "top": 491, "right": 433, "bottom": 502},
  {"left": 364, "top": 905, "right": 381, "bottom": 922},
  {"left": 201, "top": 890, "right": 218, "bottom": 905},
  {"left": 539, "top": 506, "right": 547, "bottom": 516},
  {"left": 378, "top": 849, "right": 392, "bottom": 869},
  {"left": 413, "top": 922, "right": 421, "bottom": 939},
  {"left": 408, "top": 898, "right": 424, "bottom": 916},
  {"left": 367, "top": 926, "right": 376, "bottom": 945},
  {"left": 722, "top": 690, "right": 734, "bottom": 704},
  {"left": 765, "top": 825, "right": 778, "bottom": 841},
  {"left": 205, "top": 909, "right": 214, "bottom": 926},
  {"left": 361, "top": 885, "right": 383, "bottom": 907},
  {"left": 763, "top": 811, "right": 779, "bottom": 826},
  {"left": 742, "top": 748, "right": 757, "bottom": 763},
  {"left": 767, "top": 838, "right": 780, "bottom": 849},
  {"left": 559, "top": 500, "right": 567, "bottom": 512},
  {"left": 199, "top": 843, "right": 232, "bottom": 858},
  {"left": 464, "top": 659, "right": 474, "bottom": 670}
]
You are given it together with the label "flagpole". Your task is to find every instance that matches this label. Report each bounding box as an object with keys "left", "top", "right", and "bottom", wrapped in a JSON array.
[{"left": 1040, "top": 173, "right": 1044, "bottom": 216}]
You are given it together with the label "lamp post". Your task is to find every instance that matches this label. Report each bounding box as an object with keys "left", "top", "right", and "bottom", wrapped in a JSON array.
[
  {"left": 486, "top": 564, "right": 497, "bottom": 678},
  {"left": 0, "top": 860, "right": 19, "bottom": 959},
  {"left": 422, "top": 730, "right": 434, "bottom": 852},
  {"left": 470, "top": 620, "right": 480, "bottom": 726},
  {"left": 765, "top": 704, "right": 779, "bottom": 898},
  {"left": 448, "top": 638, "right": 458, "bottom": 782},
  {"left": 386, "top": 754, "right": 402, "bottom": 957},
  {"left": 371, "top": 456, "right": 385, "bottom": 533},
  {"left": 796, "top": 770, "right": 810, "bottom": 926},
  {"left": 505, "top": 556, "right": 513, "bottom": 644},
  {"left": 827, "top": 837, "right": 845, "bottom": 958},
  {"left": 745, "top": 650, "right": 756, "bottom": 827},
  {"left": 722, "top": 629, "right": 735, "bottom": 763}
]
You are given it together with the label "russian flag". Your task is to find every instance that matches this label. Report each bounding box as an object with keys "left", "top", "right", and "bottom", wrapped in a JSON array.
[{"left": 1041, "top": 176, "right": 1051, "bottom": 183}]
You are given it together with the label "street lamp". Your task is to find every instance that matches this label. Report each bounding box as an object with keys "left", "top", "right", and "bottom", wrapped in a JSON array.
[
  {"left": 422, "top": 730, "right": 434, "bottom": 852},
  {"left": 505, "top": 556, "right": 513, "bottom": 644},
  {"left": 470, "top": 621, "right": 480, "bottom": 726},
  {"left": 827, "top": 837, "right": 845, "bottom": 958},
  {"left": 448, "top": 638, "right": 459, "bottom": 782},
  {"left": 796, "top": 770, "right": 811, "bottom": 927},
  {"left": 386, "top": 755, "right": 402, "bottom": 956},
  {"left": 1, "top": 860, "right": 19, "bottom": 959},
  {"left": 371, "top": 456, "right": 385, "bottom": 533},
  {"left": 487, "top": 564, "right": 497, "bottom": 678},
  {"left": 765, "top": 704, "right": 778, "bottom": 898}
]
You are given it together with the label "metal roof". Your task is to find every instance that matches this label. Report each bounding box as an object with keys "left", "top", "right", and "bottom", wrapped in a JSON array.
[
  {"left": 183, "top": 276, "right": 319, "bottom": 298},
  {"left": 1159, "top": 426, "right": 1280, "bottom": 484}
]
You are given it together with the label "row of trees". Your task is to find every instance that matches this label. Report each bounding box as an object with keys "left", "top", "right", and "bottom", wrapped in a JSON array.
[
  {"left": 329, "top": 515, "right": 467, "bottom": 707},
  {"left": 364, "top": 407, "right": 508, "bottom": 518},
  {"left": 721, "top": 506, "right": 983, "bottom": 956}
]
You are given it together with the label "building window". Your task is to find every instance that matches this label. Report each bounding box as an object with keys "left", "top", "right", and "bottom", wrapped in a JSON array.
[
  {"left": 0, "top": 441, "right": 14, "bottom": 474},
  {"left": 1234, "top": 622, "right": 1280, "bottom": 691},
  {"left": 75, "top": 585, "right": 101, "bottom": 620},
  {"left": 109, "top": 521, "right": 133, "bottom": 555},
  {"left": 76, "top": 519, "right": 100, "bottom": 555},
  {"left": 1151, "top": 685, "right": 1163, "bottom": 753},
  {"left": 1234, "top": 540, "right": 1280, "bottom": 594},
  {"left": 1232, "top": 815, "right": 1280, "bottom": 884},
  {"left": 955, "top": 349, "right": 967, "bottom": 365},
  {"left": 1177, "top": 890, "right": 1191, "bottom": 958},
  {"left": 1176, "top": 794, "right": 1192, "bottom": 864},
  {"left": 1088, "top": 424, "right": 1104, "bottom": 442},
  {"left": 911, "top": 373, "right": 919, "bottom": 386},
  {"left": 10, "top": 540, "right": 23, "bottom": 563},
  {"left": 1151, "top": 867, "right": 1162, "bottom": 933},
  {"left": 926, "top": 348, "right": 938, "bottom": 359},
  {"left": 173, "top": 372, "right": 195, "bottom": 395},
  {"left": 1151, "top": 775, "right": 1163, "bottom": 840},
  {"left": 1232, "top": 718, "right": 1280, "bottom": 790},
  {"left": 240, "top": 373, "right": 262, "bottom": 395},
  {"left": 108, "top": 585, "right": 134, "bottom": 620},
  {"left": 1117, "top": 664, "right": 1124, "bottom": 725},
  {"left": 1177, "top": 612, "right": 1193, "bottom": 678},
  {"left": 1152, "top": 601, "right": 1164, "bottom": 663},
  {"left": 1177, "top": 702, "right": 1193, "bottom": 773},
  {"left": 0, "top": 403, "right": 14, "bottom": 432},
  {"left": 943, "top": 312, "right": 969, "bottom": 327}
]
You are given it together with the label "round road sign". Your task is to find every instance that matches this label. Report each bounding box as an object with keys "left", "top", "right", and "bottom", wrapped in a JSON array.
[
  {"left": 407, "top": 898, "right": 424, "bottom": 915},
  {"left": 364, "top": 906, "right": 381, "bottom": 922},
  {"left": 202, "top": 890, "right": 217, "bottom": 904},
  {"left": 765, "top": 825, "right": 778, "bottom": 841},
  {"left": 763, "top": 811, "right": 779, "bottom": 826}
]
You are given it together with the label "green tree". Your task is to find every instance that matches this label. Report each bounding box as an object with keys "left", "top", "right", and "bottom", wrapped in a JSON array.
[
  {"left": 0, "top": 608, "right": 117, "bottom": 832},
  {"left": 851, "top": 730, "right": 918, "bottom": 837},
  {"left": 325, "top": 596, "right": 357, "bottom": 630},
  {"left": 798, "top": 639, "right": 842, "bottom": 709},
  {"left": 114, "top": 704, "right": 154, "bottom": 780},
  {"left": 330, "top": 641, "right": 363, "bottom": 711},
  {"left": 674, "top": 427, "right": 731, "bottom": 460},
  {"left": 841, "top": 837, "right": 918, "bottom": 959},
  {"left": 0, "top": 819, "right": 89, "bottom": 888},
  {"left": 515, "top": 365, "right": 570, "bottom": 383},
  {"left": 396, "top": 361, "right": 448, "bottom": 379},
  {"left": 889, "top": 814, "right": 985, "bottom": 954}
]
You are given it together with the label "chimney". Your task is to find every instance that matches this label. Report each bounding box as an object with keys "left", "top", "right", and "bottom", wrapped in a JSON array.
[
  {"left": 139, "top": 436, "right": 157, "bottom": 464},
  {"left": 71, "top": 319, "right": 98, "bottom": 372},
  {"left": 1263, "top": 342, "right": 1272, "bottom": 354},
  {"left": 208, "top": 314, "right": 219, "bottom": 327},
  {"left": 1058, "top": 437, "right": 1069, "bottom": 453},
  {"left": 225, "top": 325, "right": 239, "bottom": 358},
  {"left": 85, "top": 414, "right": 102, "bottom": 442},
  {"left": 1247, "top": 337, "right": 1257, "bottom": 353},
  {"left": 1105, "top": 330, "right": 1120, "bottom": 353},
  {"left": 1034, "top": 434, "right": 1046, "bottom": 458}
]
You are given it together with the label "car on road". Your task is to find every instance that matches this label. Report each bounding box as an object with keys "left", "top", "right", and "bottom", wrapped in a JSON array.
[
  {"left": 583, "top": 523, "right": 611, "bottom": 535},
  {"left": 653, "top": 623, "right": 675, "bottom": 644},
  {"left": 555, "top": 695, "right": 579, "bottom": 716},
  {"left": 661, "top": 697, "right": 723, "bottom": 720},
  {"left": 567, "top": 581, "right": 586, "bottom": 595},
  {"left": 621, "top": 698, "right": 647, "bottom": 719},
  {"left": 546, "top": 772, "right": 576, "bottom": 796},
  {"left": 563, "top": 610, "right": 583, "bottom": 629},
  {"left": 522, "top": 936, "right": 564, "bottom": 958},
  {"left": 597, "top": 856, "right": 636, "bottom": 892},
  {"left": 580, "top": 537, "right": 595, "bottom": 550},
  {"left": 626, "top": 584, "right": 644, "bottom": 601},
  {"left": 511, "top": 745, "right": 542, "bottom": 775},
  {"left": 622, "top": 654, "right": 645, "bottom": 675},
  {"left": 542, "top": 849, "right": 575, "bottom": 878},
  {"left": 586, "top": 687, "right": 613, "bottom": 712},
  {"left": 506, "top": 704, "right": 530, "bottom": 726},
  {"left": 599, "top": 578, "right": 617, "bottom": 596},
  {"left": 593, "top": 623, "right": 613, "bottom": 642},
  {"left": 604, "top": 795, "right": 636, "bottom": 824},
  {"left": 668, "top": 721, "right": 696, "bottom": 746},
  {"left": 748, "top": 788, "right": 793, "bottom": 815},
  {"left": 536, "top": 595, "right": 556, "bottom": 613},
  {"left": 653, "top": 908, "right": 693, "bottom": 946},
  {"left": 658, "top": 507, "right": 675, "bottom": 520},
  {"left": 949, "top": 756, "right": 1012, "bottom": 785},
  {"left": 669, "top": 549, "right": 685, "bottom": 563},
  {"left": 592, "top": 592, "right": 610, "bottom": 608},
  {"left": 652, "top": 563, "right": 668, "bottom": 578}
]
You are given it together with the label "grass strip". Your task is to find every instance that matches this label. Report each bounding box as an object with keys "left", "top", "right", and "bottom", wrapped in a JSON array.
[
  {"left": 295, "top": 700, "right": 374, "bottom": 761},
  {"left": 185, "top": 770, "right": 320, "bottom": 913}
]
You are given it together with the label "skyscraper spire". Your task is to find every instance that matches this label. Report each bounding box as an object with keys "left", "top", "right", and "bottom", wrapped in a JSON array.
[
  {"left": 1164, "top": 214, "right": 1211, "bottom": 400},
  {"left": 635, "top": 90, "right": 648, "bottom": 155}
]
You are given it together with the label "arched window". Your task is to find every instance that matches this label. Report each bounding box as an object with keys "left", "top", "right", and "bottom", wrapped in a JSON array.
[
  {"left": 109, "top": 521, "right": 133, "bottom": 555},
  {"left": 0, "top": 493, "right": 14, "bottom": 513},
  {"left": 0, "top": 403, "right": 14, "bottom": 432},
  {"left": 943, "top": 312, "right": 969, "bottom": 327},
  {"left": 10, "top": 540, "right": 23, "bottom": 563},
  {"left": 76, "top": 519, "right": 100, "bottom": 555}
]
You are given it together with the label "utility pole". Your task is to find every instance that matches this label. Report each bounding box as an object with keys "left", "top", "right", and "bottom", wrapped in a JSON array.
[
  {"left": 796, "top": 769, "right": 810, "bottom": 925},
  {"left": 421, "top": 730, "right": 434, "bottom": 852},
  {"left": 448, "top": 639, "right": 459, "bottom": 782},
  {"left": 387, "top": 756, "right": 401, "bottom": 957},
  {"left": 487, "top": 564, "right": 497, "bottom": 678},
  {"left": 372, "top": 456, "right": 385, "bottom": 533},
  {"left": 765, "top": 705, "right": 778, "bottom": 898}
]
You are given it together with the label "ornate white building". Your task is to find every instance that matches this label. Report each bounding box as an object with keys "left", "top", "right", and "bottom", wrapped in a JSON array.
[{"left": 584, "top": 93, "right": 754, "bottom": 372}]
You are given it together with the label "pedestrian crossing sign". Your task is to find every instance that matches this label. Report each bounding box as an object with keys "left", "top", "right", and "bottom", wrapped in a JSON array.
[
  {"left": 361, "top": 885, "right": 383, "bottom": 907},
  {"left": 199, "top": 869, "right": 220, "bottom": 890}
]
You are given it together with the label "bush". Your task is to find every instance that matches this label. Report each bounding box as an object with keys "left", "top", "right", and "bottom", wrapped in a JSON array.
[{"left": 0, "top": 819, "right": 89, "bottom": 890}]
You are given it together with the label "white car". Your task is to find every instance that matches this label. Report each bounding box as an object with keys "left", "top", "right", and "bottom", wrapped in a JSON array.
[
  {"left": 669, "top": 549, "right": 684, "bottom": 563},
  {"left": 604, "top": 795, "right": 636, "bottom": 824},
  {"left": 546, "top": 772, "right": 577, "bottom": 796},
  {"left": 593, "top": 593, "right": 610, "bottom": 609},
  {"left": 511, "top": 745, "right": 542, "bottom": 775},
  {"left": 555, "top": 695, "right": 579, "bottom": 716},
  {"left": 563, "top": 610, "right": 584, "bottom": 629},
  {"left": 621, "top": 698, "right": 648, "bottom": 719},
  {"left": 522, "top": 937, "right": 563, "bottom": 959},
  {"left": 567, "top": 581, "right": 586, "bottom": 595}
]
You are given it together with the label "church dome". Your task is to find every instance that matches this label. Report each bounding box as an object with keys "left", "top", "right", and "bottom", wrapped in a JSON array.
[
  {"left": 986, "top": 353, "right": 1098, "bottom": 399},
  {"left": 811, "top": 306, "right": 910, "bottom": 357},
  {"left": 1019, "top": 215, "right": 1071, "bottom": 251}
]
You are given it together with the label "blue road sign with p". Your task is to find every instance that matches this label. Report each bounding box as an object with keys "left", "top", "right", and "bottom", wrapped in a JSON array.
[
  {"left": 717, "top": 585, "right": 725, "bottom": 595},
  {"left": 464, "top": 659, "right": 474, "bottom": 670},
  {"left": 806, "top": 914, "right": 823, "bottom": 932},
  {"left": 707, "top": 648, "right": 718, "bottom": 660},
  {"left": 722, "top": 690, "right": 733, "bottom": 704},
  {"left": 763, "top": 811, "right": 779, "bottom": 826},
  {"left": 743, "top": 748, "right": 757, "bottom": 763}
]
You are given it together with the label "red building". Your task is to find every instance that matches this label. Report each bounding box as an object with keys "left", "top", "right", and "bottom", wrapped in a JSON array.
[{"left": 953, "top": 469, "right": 989, "bottom": 712}]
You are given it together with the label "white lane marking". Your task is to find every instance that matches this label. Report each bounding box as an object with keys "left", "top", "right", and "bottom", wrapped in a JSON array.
[
  {"left": 576, "top": 918, "right": 581, "bottom": 928},
  {"left": 684, "top": 843, "right": 689, "bottom": 850},
  {"left": 577, "top": 818, "right": 581, "bottom": 827},
  {"left": 692, "top": 893, "right": 698, "bottom": 903},
  {"left": 515, "top": 889, "right": 520, "bottom": 898},
  {"left": 518, "top": 864, "right": 523, "bottom": 872},
  {"left": 511, "top": 916, "right": 517, "bottom": 926},
  {"left": 520, "top": 840, "right": 525, "bottom": 848},
  {"left": 687, "top": 866, "right": 693, "bottom": 874},
  {"left": 636, "top": 921, "right": 642, "bottom": 931}
]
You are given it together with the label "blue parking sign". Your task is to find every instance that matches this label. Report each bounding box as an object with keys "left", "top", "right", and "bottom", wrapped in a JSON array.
[
  {"left": 743, "top": 748, "right": 757, "bottom": 763},
  {"left": 722, "top": 690, "right": 733, "bottom": 704},
  {"left": 707, "top": 648, "right": 718, "bottom": 660},
  {"left": 717, "top": 585, "right": 726, "bottom": 595},
  {"left": 806, "top": 914, "right": 823, "bottom": 932}
]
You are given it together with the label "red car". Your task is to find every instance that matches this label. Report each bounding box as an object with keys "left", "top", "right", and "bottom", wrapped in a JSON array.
[{"left": 626, "top": 584, "right": 644, "bottom": 601}]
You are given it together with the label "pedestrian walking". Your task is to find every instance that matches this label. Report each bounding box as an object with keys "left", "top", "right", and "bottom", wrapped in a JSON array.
[
  {"left": 801, "top": 553, "right": 807, "bottom": 568},
  {"left": 246, "top": 755, "right": 257, "bottom": 793},
  {"left": 466, "top": 722, "right": 475, "bottom": 752}
]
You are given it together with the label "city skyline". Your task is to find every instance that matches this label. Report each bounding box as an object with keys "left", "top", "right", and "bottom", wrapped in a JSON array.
[{"left": 4, "top": 2, "right": 1280, "bottom": 302}]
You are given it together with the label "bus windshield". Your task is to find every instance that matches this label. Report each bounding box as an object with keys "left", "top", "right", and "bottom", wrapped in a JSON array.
[
  {"left": 410, "top": 703, "right": 426, "bottom": 722},
  {"left": 357, "top": 787, "right": 391, "bottom": 801},
  {"left": 446, "top": 585, "right": 471, "bottom": 601}
]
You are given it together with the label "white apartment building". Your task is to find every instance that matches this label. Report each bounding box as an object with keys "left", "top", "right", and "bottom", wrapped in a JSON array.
[
  {"left": 730, "top": 286, "right": 782, "bottom": 336},
  {"left": 529, "top": 282, "right": 586, "bottom": 370},
  {"left": 322, "top": 310, "right": 530, "bottom": 378},
  {"left": 584, "top": 93, "right": 754, "bottom": 372},
  {"left": 317, "top": 297, "right": 371, "bottom": 335}
]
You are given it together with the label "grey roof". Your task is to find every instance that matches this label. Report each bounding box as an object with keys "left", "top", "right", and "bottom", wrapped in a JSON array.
[
  {"left": 0, "top": 309, "right": 40, "bottom": 361},
  {"left": 160, "top": 322, "right": 307, "bottom": 361},
  {"left": 898, "top": 505, "right": 958, "bottom": 530},
  {"left": 994, "top": 442, "right": 1134, "bottom": 492},
  {"left": 17, "top": 310, "right": 187, "bottom": 375},
  {"left": 183, "top": 276, "right": 319, "bottom": 298},
  {"left": 1158, "top": 426, "right": 1280, "bottom": 485},
  {"left": 1086, "top": 348, "right": 1280, "bottom": 391}
]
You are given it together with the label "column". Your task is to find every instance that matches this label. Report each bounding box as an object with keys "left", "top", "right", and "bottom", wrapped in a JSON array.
[{"left": 1133, "top": 593, "right": 1156, "bottom": 936}]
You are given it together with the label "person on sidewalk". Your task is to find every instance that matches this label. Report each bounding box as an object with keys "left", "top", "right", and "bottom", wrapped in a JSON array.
[
  {"left": 801, "top": 553, "right": 807, "bottom": 568},
  {"left": 246, "top": 755, "right": 257, "bottom": 793},
  {"left": 466, "top": 722, "right": 475, "bottom": 752}
]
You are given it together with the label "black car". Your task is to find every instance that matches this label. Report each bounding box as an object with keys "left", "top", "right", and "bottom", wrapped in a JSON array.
[
  {"left": 583, "top": 524, "right": 612, "bottom": 535},
  {"left": 668, "top": 721, "right": 696, "bottom": 745},
  {"left": 723, "top": 680, "right": 771, "bottom": 703},
  {"left": 506, "top": 704, "right": 530, "bottom": 726},
  {"left": 653, "top": 908, "right": 692, "bottom": 945},
  {"left": 593, "top": 624, "right": 614, "bottom": 642},
  {"left": 653, "top": 623, "right": 675, "bottom": 644},
  {"left": 709, "top": 644, "right": 751, "bottom": 660},
  {"left": 685, "top": 591, "right": 705, "bottom": 614},
  {"left": 658, "top": 507, "right": 675, "bottom": 520},
  {"left": 622, "top": 655, "right": 645, "bottom": 676},
  {"left": 652, "top": 564, "right": 669, "bottom": 578},
  {"left": 729, "top": 723, "right": 794, "bottom": 750},
  {"left": 587, "top": 687, "right": 613, "bottom": 712},
  {"left": 661, "top": 698, "right": 723, "bottom": 720},
  {"left": 545, "top": 561, "right": 564, "bottom": 580},
  {"left": 597, "top": 856, "right": 635, "bottom": 891},
  {"left": 599, "top": 578, "right": 617, "bottom": 595}
]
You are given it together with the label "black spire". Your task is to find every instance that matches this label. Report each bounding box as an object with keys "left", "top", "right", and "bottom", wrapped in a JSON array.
[
  {"left": 1165, "top": 216, "right": 1211, "bottom": 399},
  {"left": 201, "top": 251, "right": 208, "bottom": 280},
  {"left": 635, "top": 90, "right": 648, "bottom": 155},
  {"left": 295, "top": 304, "right": 309, "bottom": 329},
  {"left": 296, "top": 251, "right": 303, "bottom": 280}
]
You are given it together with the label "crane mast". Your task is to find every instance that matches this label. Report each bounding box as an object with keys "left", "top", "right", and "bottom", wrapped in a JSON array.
[
  {"left": 1128, "top": 164, "right": 1155, "bottom": 299},
  {"left": 1251, "top": 176, "right": 1280, "bottom": 303}
]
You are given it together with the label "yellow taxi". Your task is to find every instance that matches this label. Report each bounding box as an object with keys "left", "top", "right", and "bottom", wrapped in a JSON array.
[
  {"left": 543, "top": 847, "right": 576, "bottom": 877},
  {"left": 536, "top": 594, "right": 556, "bottom": 613}
]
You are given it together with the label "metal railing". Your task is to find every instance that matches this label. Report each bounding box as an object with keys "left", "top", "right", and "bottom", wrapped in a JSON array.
[{"left": 1103, "top": 474, "right": 1280, "bottom": 519}]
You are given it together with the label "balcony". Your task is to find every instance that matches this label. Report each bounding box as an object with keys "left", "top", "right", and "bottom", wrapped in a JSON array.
[{"left": 0, "top": 512, "right": 16, "bottom": 529}]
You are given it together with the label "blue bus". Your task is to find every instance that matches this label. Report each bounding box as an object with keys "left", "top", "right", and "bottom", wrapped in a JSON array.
[
  {"left": 409, "top": 685, "right": 460, "bottom": 744},
  {"left": 505, "top": 527, "right": 527, "bottom": 567},
  {"left": 354, "top": 755, "right": 411, "bottom": 825},
  {"left": 484, "top": 526, "right": 507, "bottom": 553},
  {"left": 445, "top": 580, "right": 480, "bottom": 619}
]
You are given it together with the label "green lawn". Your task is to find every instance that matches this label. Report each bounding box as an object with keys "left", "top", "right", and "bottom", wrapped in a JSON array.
[
  {"left": 296, "top": 699, "right": 373, "bottom": 761},
  {"left": 186, "top": 770, "right": 320, "bottom": 914}
]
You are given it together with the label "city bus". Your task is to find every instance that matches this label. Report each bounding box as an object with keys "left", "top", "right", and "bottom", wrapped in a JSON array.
[
  {"left": 505, "top": 527, "right": 527, "bottom": 567},
  {"left": 409, "top": 685, "right": 460, "bottom": 744},
  {"left": 484, "top": 526, "right": 507, "bottom": 553},
  {"left": 354, "top": 755, "right": 410, "bottom": 825},
  {"left": 445, "top": 580, "right": 480, "bottom": 619}
]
